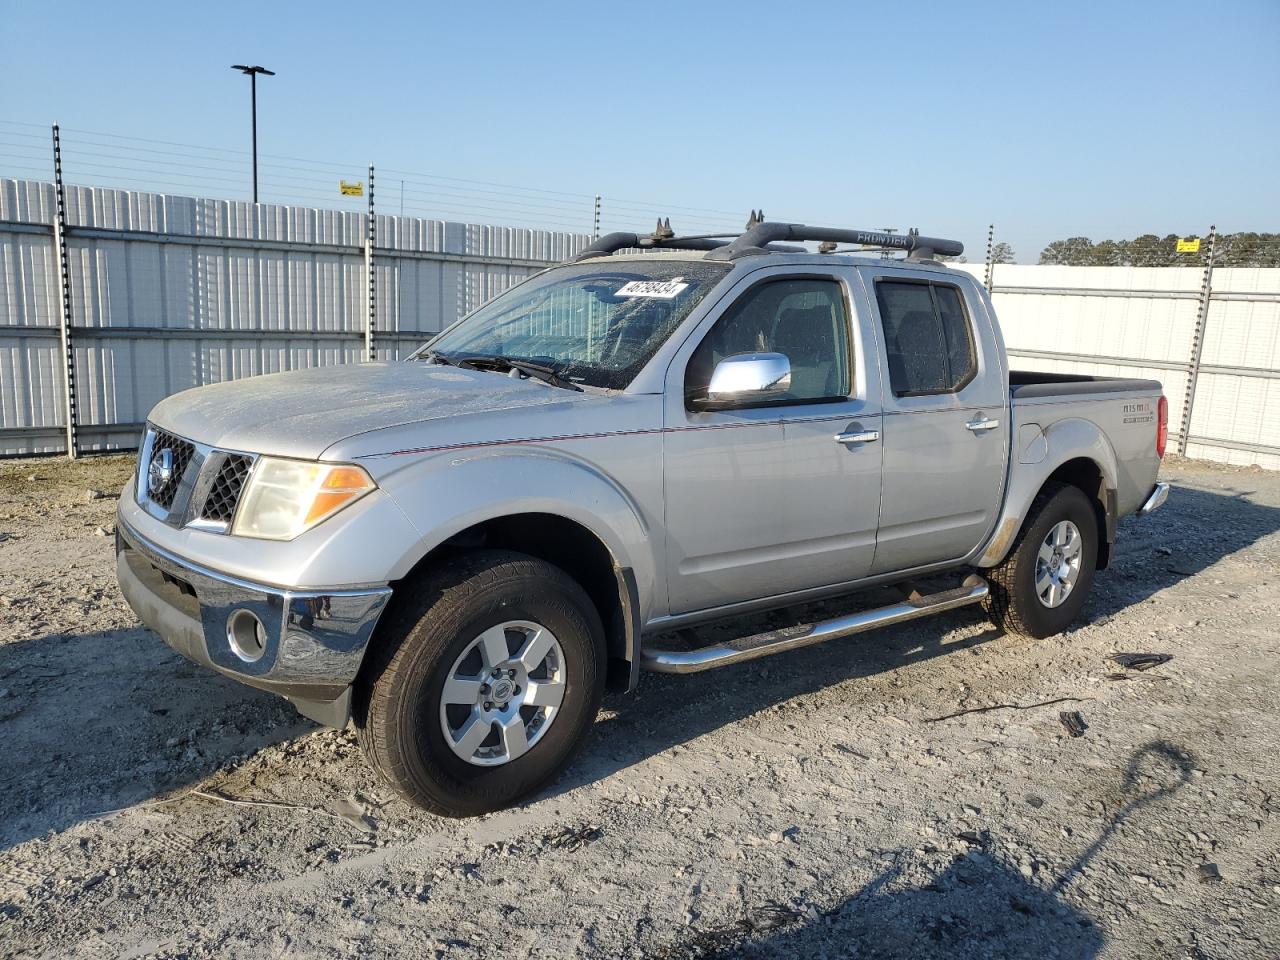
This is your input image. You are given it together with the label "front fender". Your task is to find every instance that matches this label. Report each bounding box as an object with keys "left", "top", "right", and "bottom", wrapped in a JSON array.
[
  {"left": 976, "top": 417, "right": 1119, "bottom": 568},
  {"left": 373, "top": 445, "right": 660, "bottom": 619}
]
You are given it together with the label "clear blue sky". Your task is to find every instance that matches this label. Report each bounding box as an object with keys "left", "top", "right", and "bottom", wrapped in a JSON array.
[{"left": 3, "top": 0, "right": 1277, "bottom": 261}]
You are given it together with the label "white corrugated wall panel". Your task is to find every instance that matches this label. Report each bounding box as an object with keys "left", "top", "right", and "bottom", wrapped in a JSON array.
[
  {"left": 0, "top": 179, "right": 55, "bottom": 224},
  {"left": 1188, "top": 372, "right": 1280, "bottom": 451},
  {"left": 1199, "top": 268, "right": 1280, "bottom": 370},
  {"left": 963, "top": 263, "right": 1280, "bottom": 467},
  {"left": 997, "top": 292, "right": 1197, "bottom": 365},
  {"left": 991, "top": 263, "right": 1203, "bottom": 293},
  {"left": 1193, "top": 275, "right": 1280, "bottom": 458},
  {"left": 1, "top": 180, "right": 63, "bottom": 453},
  {"left": 984, "top": 264, "right": 1202, "bottom": 365},
  {"left": 0, "top": 337, "right": 63, "bottom": 455},
  {"left": 0, "top": 230, "right": 57, "bottom": 329}
]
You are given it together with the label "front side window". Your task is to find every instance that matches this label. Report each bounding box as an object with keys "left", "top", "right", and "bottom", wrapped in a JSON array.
[
  {"left": 424, "top": 260, "right": 730, "bottom": 390},
  {"left": 875, "top": 280, "right": 977, "bottom": 396},
  {"left": 686, "top": 278, "right": 851, "bottom": 405}
]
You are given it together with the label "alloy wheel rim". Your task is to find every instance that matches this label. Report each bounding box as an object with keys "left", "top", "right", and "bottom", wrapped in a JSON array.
[
  {"left": 439, "top": 620, "right": 566, "bottom": 766},
  {"left": 1035, "top": 520, "right": 1083, "bottom": 608}
]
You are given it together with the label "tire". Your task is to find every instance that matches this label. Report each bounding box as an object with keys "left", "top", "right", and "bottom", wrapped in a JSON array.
[
  {"left": 353, "top": 550, "right": 605, "bottom": 816},
  {"left": 983, "top": 482, "right": 1099, "bottom": 639}
]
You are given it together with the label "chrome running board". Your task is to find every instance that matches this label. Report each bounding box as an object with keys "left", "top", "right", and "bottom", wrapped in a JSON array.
[{"left": 641, "top": 575, "right": 989, "bottom": 674}]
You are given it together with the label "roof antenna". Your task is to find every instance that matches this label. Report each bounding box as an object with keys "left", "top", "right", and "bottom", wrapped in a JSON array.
[
  {"left": 652, "top": 217, "right": 674, "bottom": 240},
  {"left": 745, "top": 209, "right": 764, "bottom": 229}
]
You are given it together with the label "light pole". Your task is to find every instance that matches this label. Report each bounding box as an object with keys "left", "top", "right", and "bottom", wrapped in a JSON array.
[{"left": 231, "top": 64, "right": 275, "bottom": 203}]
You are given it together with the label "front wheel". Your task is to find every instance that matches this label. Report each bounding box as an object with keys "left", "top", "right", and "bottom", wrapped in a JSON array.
[
  {"left": 354, "top": 550, "right": 605, "bottom": 816},
  {"left": 983, "top": 483, "right": 1099, "bottom": 639}
]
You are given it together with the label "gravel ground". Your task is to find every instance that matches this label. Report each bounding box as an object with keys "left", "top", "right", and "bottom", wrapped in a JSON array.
[{"left": 1, "top": 454, "right": 1277, "bottom": 960}]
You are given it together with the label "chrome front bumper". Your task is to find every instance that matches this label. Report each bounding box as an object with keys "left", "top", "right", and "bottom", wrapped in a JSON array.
[
  {"left": 116, "top": 519, "right": 391, "bottom": 726},
  {"left": 1138, "top": 481, "right": 1170, "bottom": 516}
]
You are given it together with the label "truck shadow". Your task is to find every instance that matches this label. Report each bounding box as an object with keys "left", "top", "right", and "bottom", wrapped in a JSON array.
[
  {"left": 571, "top": 606, "right": 1004, "bottom": 797},
  {"left": 554, "top": 479, "right": 1277, "bottom": 797},
  {"left": 1086, "top": 481, "right": 1278, "bottom": 618},
  {"left": 647, "top": 741, "right": 1195, "bottom": 960}
]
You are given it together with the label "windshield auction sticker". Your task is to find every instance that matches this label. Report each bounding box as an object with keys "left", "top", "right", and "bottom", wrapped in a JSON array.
[{"left": 615, "top": 277, "right": 689, "bottom": 299}]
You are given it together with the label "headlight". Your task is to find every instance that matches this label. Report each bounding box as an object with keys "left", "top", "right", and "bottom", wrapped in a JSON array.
[{"left": 231, "top": 458, "right": 377, "bottom": 540}]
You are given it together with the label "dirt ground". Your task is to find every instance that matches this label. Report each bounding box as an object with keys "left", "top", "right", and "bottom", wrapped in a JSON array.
[{"left": 0, "top": 454, "right": 1277, "bottom": 960}]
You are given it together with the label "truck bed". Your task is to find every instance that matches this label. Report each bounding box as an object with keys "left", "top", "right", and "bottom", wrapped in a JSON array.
[
  {"left": 1008, "top": 370, "right": 1163, "bottom": 400},
  {"left": 1006, "top": 370, "right": 1164, "bottom": 521}
]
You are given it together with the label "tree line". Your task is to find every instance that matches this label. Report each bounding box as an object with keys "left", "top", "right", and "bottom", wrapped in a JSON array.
[{"left": 1037, "top": 232, "right": 1280, "bottom": 267}]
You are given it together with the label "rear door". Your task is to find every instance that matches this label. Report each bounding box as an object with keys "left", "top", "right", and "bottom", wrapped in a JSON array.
[
  {"left": 860, "top": 268, "right": 1008, "bottom": 573},
  {"left": 662, "top": 266, "right": 885, "bottom": 615}
]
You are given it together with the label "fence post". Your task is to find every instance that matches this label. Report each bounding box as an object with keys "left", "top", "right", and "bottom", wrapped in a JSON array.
[
  {"left": 364, "top": 163, "right": 376, "bottom": 362},
  {"left": 983, "top": 224, "right": 995, "bottom": 293},
  {"left": 592, "top": 194, "right": 601, "bottom": 240},
  {"left": 1178, "top": 225, "right": 1217, "bottom": 455},
  {"left": 51, "top": 124, "right": 79, "bottom": 459}
]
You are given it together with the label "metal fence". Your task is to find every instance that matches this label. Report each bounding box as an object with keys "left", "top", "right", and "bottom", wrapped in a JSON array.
[
  {"left": 1, "top": 177, "right": 588, "bottom": 456},
  {"left": 3, "top": 174, "right": 1279, "bottom": 469},
  {"left": 955, "top": 258, "right": 1280, "bottom": 470}
]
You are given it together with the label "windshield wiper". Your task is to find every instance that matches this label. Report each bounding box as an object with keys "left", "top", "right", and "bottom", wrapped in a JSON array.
[
  {"left": 420, "top": 350, "right": 465, "bottom": 368},
  {"left": 507, "top": 359, "right": 584, "bottom": 392},
  {"left": 456, "top": 355, "right": 583, "bottom": 392}
]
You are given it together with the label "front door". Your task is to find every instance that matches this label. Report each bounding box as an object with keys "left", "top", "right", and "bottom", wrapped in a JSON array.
[
  {"left": 663, "top": 270, "right": 884, "bottom": 616},
  {"left": 862, "top": 269, "right": 1008, "bottom": 573}
]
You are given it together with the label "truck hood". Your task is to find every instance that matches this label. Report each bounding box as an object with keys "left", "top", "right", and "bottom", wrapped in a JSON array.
[{"left": 148, "top": 362, "right": 589, "bottom": 459}]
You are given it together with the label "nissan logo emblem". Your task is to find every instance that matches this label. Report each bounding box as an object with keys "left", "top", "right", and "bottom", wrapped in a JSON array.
[{"left": 148, "top": 447, "right": 175, "bottom": 495}]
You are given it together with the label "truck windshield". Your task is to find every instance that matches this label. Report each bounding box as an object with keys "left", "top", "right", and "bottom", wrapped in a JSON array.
[{"left": 420, "top": 260, "right": 730, "bottom": 390}]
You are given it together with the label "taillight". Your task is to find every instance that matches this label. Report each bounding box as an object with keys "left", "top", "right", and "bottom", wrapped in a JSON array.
[{"left": 1156, "top": 395, "right": 1168, "bottom": 458}]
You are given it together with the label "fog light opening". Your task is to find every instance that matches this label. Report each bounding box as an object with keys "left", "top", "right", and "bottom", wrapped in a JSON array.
[{"left": 227, "top": 609, "right": 268, "bottom": 663}]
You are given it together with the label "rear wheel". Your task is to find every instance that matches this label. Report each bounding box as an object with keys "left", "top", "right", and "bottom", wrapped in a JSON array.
[
  {"left": 983, "top": 483, "right": 1098, "bottom": 639},
  {"left": 354, "top": 550, "right": 605, "bottom": 816}
]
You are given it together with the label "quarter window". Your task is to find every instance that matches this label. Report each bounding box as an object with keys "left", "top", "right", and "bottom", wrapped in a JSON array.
[
  {"left": 686, "top": 278, "right": 851, "bottom": 405},
  {"left": 875, "top": 281, "right": 976, "bottom": 396}
]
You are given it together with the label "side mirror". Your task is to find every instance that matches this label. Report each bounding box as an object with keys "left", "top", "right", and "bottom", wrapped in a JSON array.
[{"left": 694, "top": 352, "right": 791, "bottom": 409}]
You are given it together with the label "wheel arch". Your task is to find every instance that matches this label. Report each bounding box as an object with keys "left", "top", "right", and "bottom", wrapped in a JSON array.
[
  {"left": 382, "top": 512, "right": 641, "bottom": 693},
  {"left": 978, "top": 417, "right": 1119, "bottom": 570},
  {"left": 1040, "top": 457, "right": 1115, "bottom": 570}
]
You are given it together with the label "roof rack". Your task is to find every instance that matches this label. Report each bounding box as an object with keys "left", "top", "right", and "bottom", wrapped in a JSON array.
[
  {"left": 704, "top": 223, "right": 963, "bottom": 261},
  {"left": 571, "top": 215, "right": 964, "bottom": 264},
  {"left": 574, "top": 219, "right": 730, "bottom": 261},
  {"left": 574, "top": 212, "right": 807, "bottom": 262}
]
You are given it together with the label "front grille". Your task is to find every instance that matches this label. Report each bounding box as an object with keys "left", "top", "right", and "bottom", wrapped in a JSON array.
[
  {"left": 146, "top": 429, "right": 195, "bottom": 509},
  {"left": 201, "top": 454, "right": 253, "bottom": 524},
  {"left": 137, "top": 425, "right": 257, "bottom": 532}
]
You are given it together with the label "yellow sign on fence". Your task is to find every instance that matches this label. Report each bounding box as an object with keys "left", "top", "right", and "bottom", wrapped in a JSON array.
[
  {"left": 1176, "top": 238, "right": 1201, "bottom": 254},
  {"left": 339, "top": 180, "right": 364, "bottom": 197}
]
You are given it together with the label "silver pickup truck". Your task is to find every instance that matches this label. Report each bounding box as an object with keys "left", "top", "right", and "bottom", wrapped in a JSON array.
[{"left": 116, "top": 220, "right": 1170, "bottom": 815}]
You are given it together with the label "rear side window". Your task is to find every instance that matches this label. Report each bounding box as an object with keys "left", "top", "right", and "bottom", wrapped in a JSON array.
[{"left": 875, "top": 280, "right": 976, "bottom": 396}]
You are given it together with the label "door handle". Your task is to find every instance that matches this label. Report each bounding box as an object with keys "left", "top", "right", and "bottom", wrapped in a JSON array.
[
  {"left": 965, "top": 416, "right": 1001, "bottom": 433},
  {"left": 834, "top": 430, "right": 880, "bottom": 445}
]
